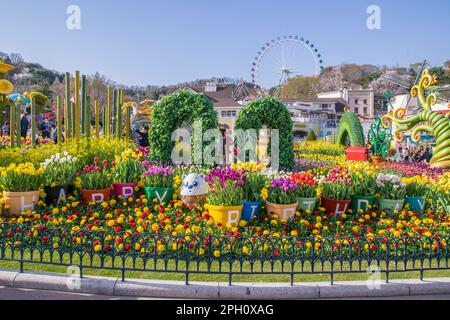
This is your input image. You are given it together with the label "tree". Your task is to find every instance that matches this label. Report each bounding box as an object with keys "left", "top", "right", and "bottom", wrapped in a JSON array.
[
  {"left": 279, "top": 76, "right": 321, "bottom": 99},
  {"left": 306, "top": 130, "right": 317, "bottom": 141}
]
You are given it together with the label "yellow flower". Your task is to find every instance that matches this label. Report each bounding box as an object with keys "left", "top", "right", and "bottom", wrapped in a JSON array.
[{"left": 213, "top": 250, "right": 221, "bottom": 257}]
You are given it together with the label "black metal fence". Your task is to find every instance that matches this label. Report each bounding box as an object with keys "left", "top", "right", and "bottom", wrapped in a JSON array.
[{"left": 1, "top": 223, "right": 449, "bottom": 285}]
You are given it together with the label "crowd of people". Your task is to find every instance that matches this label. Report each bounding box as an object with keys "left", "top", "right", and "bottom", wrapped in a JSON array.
[
  {"left": 397, "top": 145, "right": 433, "bottom": 163},
  {"left": 1, "top": 112, "right": 151, "bottom": 148}
]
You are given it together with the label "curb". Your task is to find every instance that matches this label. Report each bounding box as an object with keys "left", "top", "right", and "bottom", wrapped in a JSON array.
[{"left": 2, "top": 269, "right": 450, "bottom": 299}]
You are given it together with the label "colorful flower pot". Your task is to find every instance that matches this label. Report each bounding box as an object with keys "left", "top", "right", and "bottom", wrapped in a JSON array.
[
  {"left": 113, "top": 182, "right": 139, "bottom": 199},
  {"left": 265, "top": 201, "right": 298, "bottom": 221},
  {"left": 296, "top": 197, "right": 317, "bottom": 213},
  {"left": 144, "top": 186, "right": 174, "bottom": 205},
  {"left": 241, "top": 201, "right": 262, "bottom": 221},
  {"left": 205, "top": 204, "right": 243, "bottom": 226},
  {"left": 320, "top": 197, "right": 351, "bottom": 215},
  {"left": 350, "top": 195, "right": 376, "bottom": 213},
  {"left": 405, "top": 196, "right": 426, "bottom": 214},
  {"left": 3, "top": 191, "right": 40, "bottom": 216},
  {"left": 379, "top": 198, "right": 405, "bottom": 213},
  {"left": 44, "top": 185, "right": 73, "bottom": 206},
  {"left": 80, "top": 188, "right": 112, "bottom": 204}
]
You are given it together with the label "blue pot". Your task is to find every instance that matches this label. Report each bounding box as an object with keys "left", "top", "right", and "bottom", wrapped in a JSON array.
[
  {"left": 241, "top": 201, "right": 262, "bottom": 221},
  {"left": 405, "top": 196, "right": 426, "bottom": 213}
]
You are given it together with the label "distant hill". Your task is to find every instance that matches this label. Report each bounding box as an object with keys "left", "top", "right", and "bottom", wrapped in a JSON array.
[{"left": 2, "top": 51, "right": 449, "bottom": 104}]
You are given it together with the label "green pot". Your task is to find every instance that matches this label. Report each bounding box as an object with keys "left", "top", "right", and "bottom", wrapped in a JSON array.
[
  {"left": 297, "top": 197, "right": 317, "bottom": 213},
  {"left": 405, "top": 196, "right": 426, "bottom": 214},
  {"left": 379, "top": 198, "right": 405, "bottom": 213},
  {"left": 351, "top": 195, "right": 376, "bottom": 213},
  {"left": 144, "top": 186, "right": 174, "bottom": 205}
]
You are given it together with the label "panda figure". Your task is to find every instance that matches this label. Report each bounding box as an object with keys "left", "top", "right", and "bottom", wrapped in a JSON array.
[{"left": 180, "top": 173, "right": 208, "bottom": 207}]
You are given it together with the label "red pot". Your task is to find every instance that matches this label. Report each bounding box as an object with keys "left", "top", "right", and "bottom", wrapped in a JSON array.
[
  {"left": 320, "top": 196, "right": 351, "bottom": 215},
  {"left": 81, "top": 187, "right": 112, "bottom": 204},
  {"left": 113, "top": 182, "right": 138, "bottom": 199}
]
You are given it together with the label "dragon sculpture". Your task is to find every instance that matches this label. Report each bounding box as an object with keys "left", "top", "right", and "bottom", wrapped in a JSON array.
[{"left": 382, "top": 69, "right": 450, "bottom": 168}]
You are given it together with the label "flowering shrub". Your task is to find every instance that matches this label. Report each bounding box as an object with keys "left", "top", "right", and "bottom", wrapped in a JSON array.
[
  {"left": 79, "top": 158, "right": 113, "bottom": 190},
  {"left": 206, "top": 169, "right": 245, "bottom": 206},
  {"left": 113, "top": 158, "right": 144, "bottom": 184},
  {"left": 320, "top": 167, "right": 353, "bottom": 200},
  {"left": 142, "top": 167, "right": 174, "bottom": 188},
  {"left": 290, "top": 173, "right": 318, "bottom": 198},
  {"left": 376, "top": 173, "right": 406, "bottom": 200},
  {"left": 351, "top": 172, "right": 376, "bottom": 196},
  {"left": 42, "top": 152, "right": 78, "bottom": 186},
  {"left": 0, "top": 163, "right": 45, "bottom": 192},
  {"left": 242, "top": 173, "right": 267, "bottom": 202},
  {"left": 267, "top": 178, "right": 298, "bottom": 205},
  {"left": 402, "top": 176, "right": 430, "bottom": 197}
]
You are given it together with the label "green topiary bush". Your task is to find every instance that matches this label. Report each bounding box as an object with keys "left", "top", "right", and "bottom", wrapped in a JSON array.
[
  {"left": 149, "top": 90, "right": 219, "bottom": 162},
  {"left": 235, "top": 97, "right": 295, "bottom": 169},
  {"left": 306, "top": 130, "right": 317, "bottom": 142}
]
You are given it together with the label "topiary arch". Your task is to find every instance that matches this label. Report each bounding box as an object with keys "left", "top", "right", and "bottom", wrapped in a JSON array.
[
  {"left": 336, "top": 112, "right": 365, "bottom": 147},
  {"left": 235, "top": 97, "right": 295, "bottom": 169},
  {"left": 149, "top": 90, "right": 219, "bottom": 162}
]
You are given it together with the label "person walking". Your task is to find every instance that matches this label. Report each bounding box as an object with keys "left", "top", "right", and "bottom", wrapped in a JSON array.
[
  {"left": 420, "top": 147, "right": 433, "bottom": 163},
  {"left": 20, "top": 113, "right": 29, "bottom": 139}
]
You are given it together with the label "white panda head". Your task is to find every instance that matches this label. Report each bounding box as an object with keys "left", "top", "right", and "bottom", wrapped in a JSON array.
[{"left": 180, "top": 173, "right": 208, "bottom": 196}]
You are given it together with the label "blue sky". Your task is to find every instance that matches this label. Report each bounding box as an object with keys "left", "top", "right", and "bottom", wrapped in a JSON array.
[{"left": 1, "top": 0, "right": 449, "bottom": 86}]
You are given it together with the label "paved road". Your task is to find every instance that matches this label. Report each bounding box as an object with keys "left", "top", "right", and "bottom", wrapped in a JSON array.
[
  {"left": 0, "top": 286, "right": 156, "bottom": 300},
  {"left": 1, "top": 286, "right": 450, "bottom": 300}
]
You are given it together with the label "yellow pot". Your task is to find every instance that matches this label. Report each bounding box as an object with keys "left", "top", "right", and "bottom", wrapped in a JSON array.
[
  {"left": 205, "top": 204, "right": 243, "bottom": 227},
  {"left": 266, "top": 201, "right": 298, "bottom": 221},
  {"left": 3, "top": 191, "right": 40, "bottom": 217}
]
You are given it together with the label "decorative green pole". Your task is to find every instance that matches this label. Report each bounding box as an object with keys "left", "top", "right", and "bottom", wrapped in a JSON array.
[
  {"left": 57, "top": 96, "right": 63, "bottom": 144},
  {"left": 30, "top": 96, "right": 37, "bottom": 146},
  {"left": 86, "top": 95, "right": 91, "bottom": 138},
  {"left": 16, "top": 102, "right": 21, "bottom": 147},
  {"left": 80, "top": 75, "right": 86, "bottom": 135},
  {"left": 125, "top": 103, "right": 132, "bottom": 140},
  {"left": 9, "top": 105, "right": 15, "bottom": 148},
  {"left": 116, "top": 89, "right": 123, "bottom": 139},
  {"left": 65, "top": 72, "right": 71, "bottom": 140},
  {"left": 106, "top": 87, "right": 112, "bottom": 139},
  {"left": 95, "top": 100, "right": 100, "bottom": 139},
  {"left": 74, "top": 71, "right": 81, "bottom": 141},
  {"left": 112, "top": 89, "right": 117, "bottom": 138},
  {"left": 70, "top": 102, "right": 75, "bottom": 139}
]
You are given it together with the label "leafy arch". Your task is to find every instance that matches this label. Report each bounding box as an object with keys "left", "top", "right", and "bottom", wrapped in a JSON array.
[
  {"left": 149, "top": 90, "right": 219, "bottom": 162},
  {"left": 235, "top": 97, "right": 295, "bottom": 169},
  {"left": 336, "top": 112, "right": 365, "bottom": 147}
]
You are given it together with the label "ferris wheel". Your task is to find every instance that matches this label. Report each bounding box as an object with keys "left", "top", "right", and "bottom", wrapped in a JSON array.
[{"left": 251, "top": 35, "right": 324, "bottom": 96}]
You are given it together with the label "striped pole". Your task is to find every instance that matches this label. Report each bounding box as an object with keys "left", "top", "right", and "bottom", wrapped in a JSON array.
[
  {"left": 64, "top": 72, "right": 71, "bottom": 140},
  {"left": 57, "top": 96, "right": 62, "bottom": 144},
  {"left": 125, "top": 103, "right": 131, "bottom": 140},
  {"left": 112, "top": 89, "right": 117, "bottom": 138},
  {"left": 71, "top": 101, "right": 75, "bottom": 139}
]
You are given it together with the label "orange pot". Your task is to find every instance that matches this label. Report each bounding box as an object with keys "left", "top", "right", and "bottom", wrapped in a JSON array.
[
  {"left": 3, "top": 191, "right": 41, "bottom": 217},
  {"left": 265, "top": 201, "right": 298, "bottom": 221},
  {"left": 80, "top": 188, "right": 112, "bottom": 204}
]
